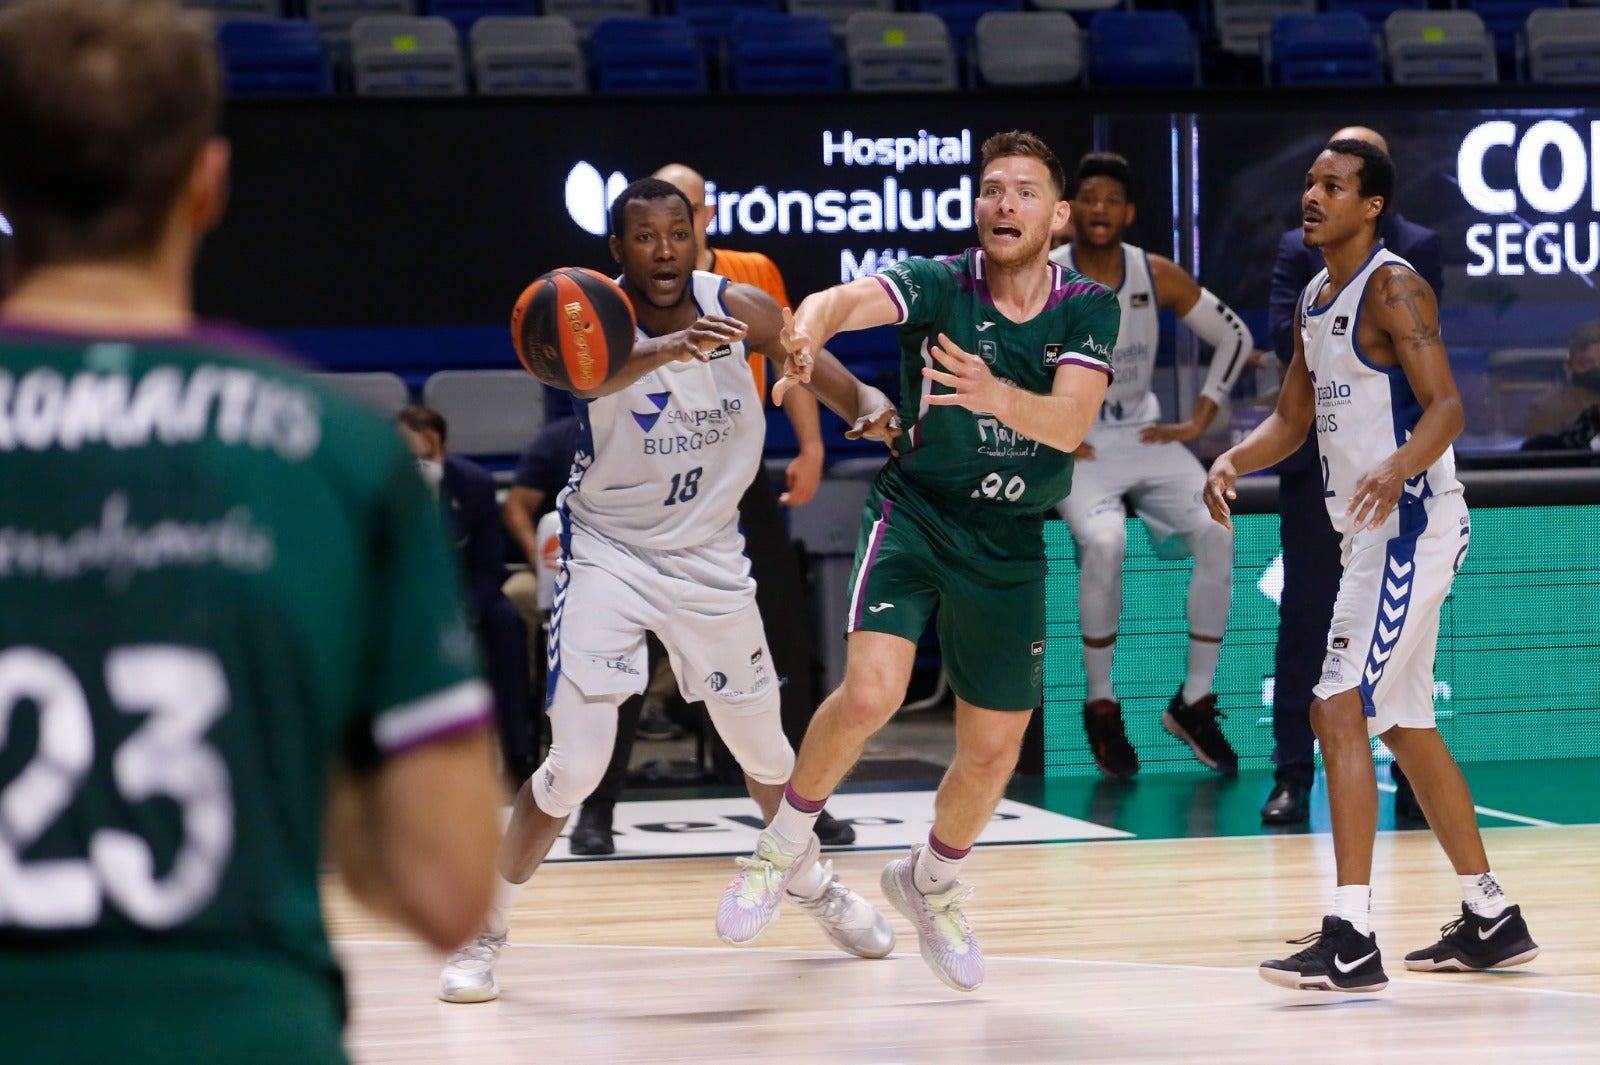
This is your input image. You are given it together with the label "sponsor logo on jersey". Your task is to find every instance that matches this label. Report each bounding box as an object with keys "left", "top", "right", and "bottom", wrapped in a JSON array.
[
  {"left": 975, "top": 417, "right": 1040, "bottom": 459},
  {"left": 1315, "top": 378, "right": 1353, "bottom": 405},
  {"left": 1332, "top": 315, "right": 1349, "bottom": 336},
  {"left": 597, "top": 656, "right": 640, "bottom": 675},
  {"left": 1332, "top": 637, "right": 1349, "bottom": 649},
  {"left": 976, "top": 320, "right": 996, "bottom": 332},
  {"left": 1130, "top": 291, "right": 1151, "bottom": 308},
  {"left": 705, "top": 344, "right": 735, "bottom": 361},
  {"left": 631, "top": 391, "right": 671, "bottom": 432},
  {"left": 1042, "top": 343, "right": 1063, "bottom": 367}
]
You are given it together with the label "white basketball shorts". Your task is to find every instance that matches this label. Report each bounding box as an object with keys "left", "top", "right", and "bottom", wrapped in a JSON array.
[
  {"left": 1314, "top": 489, "right": 1470, "bottom": 736},
  {"left": 1058, "top": 420, "right": 1212, "bottom": 559}
]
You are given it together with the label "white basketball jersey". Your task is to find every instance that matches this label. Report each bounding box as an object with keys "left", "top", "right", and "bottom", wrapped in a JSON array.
[
  {"left": 1298, "top": 243, "right": 1461, "bottom": 535},
  {"left": 559, "top": 271, "right": 763, "bottom": 549},
  {"left": 1050, "top": 242, "right": 1162, "bottom": 424}
]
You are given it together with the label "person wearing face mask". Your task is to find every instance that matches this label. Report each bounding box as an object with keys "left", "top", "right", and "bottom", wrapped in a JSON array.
[
  {"left": 1523, "top": 320, "right": 1600, "bottom": 440},
  {"left": 398, "top": 404, "right": 534, "bottom": 784}
]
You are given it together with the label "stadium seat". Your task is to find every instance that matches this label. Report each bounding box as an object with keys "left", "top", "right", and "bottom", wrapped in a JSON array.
[
  {"left": 1463, "top": 0, "right": 1566, "bottom": 57},
  {"left": 307, "top": 0, "right": 417, "bottom": 55},
  {"left": 307, "top": 371, "right": 412, "bottom": 415},
  {"left": 350, "top": 15, "right": 467, "bottom": 94},
  {"left": 787, "top": 0, "right": 896, "bottom": 36},
  {"left": 1525, "top": 7, "right": 1600, "bottom": 83},
  {"left": 844, "top": 11, "right": 959, "bottom": 91},
  {"left": 726, "top": 12, "right": 845, "bottom": 92},
  {"left": 590, "top": 17, "right": 709, "bottom": 93},
  {"left": 1086, "top": 10, "right": 1198, "bottom": 86},
  {"left": 1322, "top": 0, "right": 1426, "bottom": 32},
  {"left": 1210, "top": 0, "right": 1317, "bottom": 57},
  {"left": 1267, "top": 11, "right": 1383, "bottom": 84},
  {"left": 1026, "top": 0, "right": 1124, "bottom": 22},
  {"left": 913, "top": 0, "right": 1022, "bottom": 58},
  {"left": 972, "top": 10, "right": 1083, "bottom": 86},
  {"left": 669, "top": 0, "right": 782, "bottom": 52},
  {"left": 423, "top": 370, "right": 547, "bottom": 457},
  {"left": 183, "top": 0, "right": 285, "bottom": 18},
  {"left": 217, "top": 18, "right": 333, "bottom": 96},
  {"left": 470, "top": 15, "right": 587, "bottom": 93},
  {"left": 426, "top": 0, "right": 536, "bottom": 35},
  {"left": 542, "top": 0, "right": 652, "bottom": 40},
  {"left": 1385, "top": 9, "right": 1497, "bottom": 83}
]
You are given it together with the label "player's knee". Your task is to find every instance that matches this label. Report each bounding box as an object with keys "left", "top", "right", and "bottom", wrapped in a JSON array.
[
  {"left": 1187, "top": 520, "right": 1234, "bottom": 577},
  {"left": 1309, "top": 697, "right": 1365, "bottom": 745},
  {"left": 1077, "top": 524, "right": 1126, "bottom": 571},
  {"left": 529, "top": 743, "right": 609, "bottom": 818},
  {"left": 706, "top": 690, "right": 794, "bottom": 784},
  {"left": 956, "top": 730, "right": 1024, "bottom": 779},
  {"left": 833, "top": 674, "right": 903, "bottom": 732}
]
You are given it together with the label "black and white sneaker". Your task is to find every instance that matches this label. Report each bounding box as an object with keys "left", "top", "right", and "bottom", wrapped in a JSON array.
[
  {"left": 1404, "top": 903, "right": 1539, "bottom": 972},
  {"left": 1260, "top": 916, "right": 1389, "bottom": 993}
]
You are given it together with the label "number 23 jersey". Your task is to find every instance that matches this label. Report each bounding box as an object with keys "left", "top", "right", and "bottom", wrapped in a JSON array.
[{"left": 874, "top": 250, "right": 1118, "bottom": 514}]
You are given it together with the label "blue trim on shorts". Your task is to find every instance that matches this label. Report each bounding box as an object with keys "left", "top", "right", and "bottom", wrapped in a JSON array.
[{"left": 1357, "top": 500, "right": 1428, "bottom": 716}]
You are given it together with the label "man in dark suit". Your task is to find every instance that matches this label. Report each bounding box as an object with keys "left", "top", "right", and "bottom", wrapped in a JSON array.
[
  {"left": 1262, "top": 127, "right": 1443, "bottom": 825},
  {"left": 399, "top": 405, "right": 533, "bottom": 783}
]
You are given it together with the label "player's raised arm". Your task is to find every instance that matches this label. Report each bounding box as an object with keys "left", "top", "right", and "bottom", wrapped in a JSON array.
[{"left": 1143, "top": 255, "right": 1266, "bottom": 445}]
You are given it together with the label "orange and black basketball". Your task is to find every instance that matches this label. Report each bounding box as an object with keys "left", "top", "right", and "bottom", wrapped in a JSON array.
[{"left": 511, "top": 267, "right": 637, "bottom": 393}]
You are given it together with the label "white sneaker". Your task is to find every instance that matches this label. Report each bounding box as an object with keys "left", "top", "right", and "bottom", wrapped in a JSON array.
[
  {"left": 788, "top": 860, "right": 896, "bottom": 959},
  {"left": 881, "top": 849, "right": 984, "bottom": 992},
  {"left": 438, "top": 929, "right": 507, "bottom": 1003},
  {"left": 716, "top": 831, "right": 819, "bottom": 946}
]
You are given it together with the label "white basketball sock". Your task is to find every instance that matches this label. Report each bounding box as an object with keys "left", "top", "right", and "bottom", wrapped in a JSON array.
[
  {"left": 1182, "top": 637, "right": 1223, "bottom": 704},
  {"left": 486, "top": 873, "right": 526, "bottom": 937},
  {"left": 1461, "top": 871, "right": 1509, "bottom": 918},
  {"left": 1083, "top": 642, "right": 1116, "bottom": 702},
  {"left": 1332, "top": 884, "right": 1371, "bottom": 935},
  {"left": 913, "top": 836, "right": 970, "bottom": 895}
]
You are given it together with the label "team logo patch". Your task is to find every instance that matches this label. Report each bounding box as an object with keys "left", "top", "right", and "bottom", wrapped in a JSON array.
[
  {"left": 1130, "top": 291, "right": 1151, "bottom": 308},
  {"left": 1043, "top": 343, "right": 1064, "bottom": 367},
  {"left": 978, "top": 339, "right": 998, "bottom": 364},
  {"left": 631, "top": 391, "right": 670, "bottom": 432},
  {"left": 706, "top": 671, "right": 728, "bottom": 693},
  {"left": 1332, "top": 315, "right": 1349, "bottom": 336},
  {"left": 1031, "top": 641, "right": 1046, "bottom": 656}
]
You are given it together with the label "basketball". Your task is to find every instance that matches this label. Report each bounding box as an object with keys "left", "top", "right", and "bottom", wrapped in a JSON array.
[{"left": 511, "top": 267, "right": 637, "bottom": 393}]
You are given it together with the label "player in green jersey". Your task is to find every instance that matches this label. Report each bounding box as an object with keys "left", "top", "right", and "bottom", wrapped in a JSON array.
[
  {"left": 716, "top": 130, "right": 1119, "bottom": 991},
  {"left": 0, "top": 3, "right": 501, "bottom": 1061}
]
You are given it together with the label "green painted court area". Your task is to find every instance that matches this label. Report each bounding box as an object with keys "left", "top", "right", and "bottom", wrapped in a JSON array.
[{"left": 1006, "top": 758, "right": 1600, "bottom": 842}]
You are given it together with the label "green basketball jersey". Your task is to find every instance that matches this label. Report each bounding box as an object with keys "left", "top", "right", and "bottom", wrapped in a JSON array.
[
  {"left": 873, "top": 249, "right": 1118, "bottom": 515},
  {"left": 0, "top": 325, "right": 490, "bottom": 1063}
]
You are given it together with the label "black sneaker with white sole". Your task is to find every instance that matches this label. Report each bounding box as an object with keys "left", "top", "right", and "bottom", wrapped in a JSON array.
[
  {"left": 1161, "top": 689, "right": 1239, "bottom": 773},
  {"left": 1260, "top": 915, "right": 1389, "bottom": 993},
  {"left": 1404, "top": 903, "right": 1539, "bottom": 972}
]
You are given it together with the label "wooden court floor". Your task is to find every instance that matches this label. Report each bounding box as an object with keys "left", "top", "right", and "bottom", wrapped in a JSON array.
[{"left": 327, "top": 823, "right": 1600, "bottom": 1064}]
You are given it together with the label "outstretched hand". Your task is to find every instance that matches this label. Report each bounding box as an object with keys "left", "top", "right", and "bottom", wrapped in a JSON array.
[
  {"left": 676, "top": 314, "right": 747, "bottom": 362},
  {"left": 921, "top": 333, "right": 1006, "bottom": 414},
  {"left": 772, "top": 306, "right": 816, "bottom": 406}
]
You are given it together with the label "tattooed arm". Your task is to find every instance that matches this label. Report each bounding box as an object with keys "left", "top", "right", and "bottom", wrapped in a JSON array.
[{"left": 1346, "top": 265, "right": 1465, "bottom": 528}]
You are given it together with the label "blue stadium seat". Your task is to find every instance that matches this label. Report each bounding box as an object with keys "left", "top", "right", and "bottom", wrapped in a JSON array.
[
  {"left": 669, "top": 0, "right": 782, "bottom": 52},
  {"left": 426, "top": 0, "right": 537, "bottom": 35},
  {"left": 1464, "top": 0, "right": 1568, "bottom": 56},
  {"left": 913, "top": 0, "right": 1023, "bottom": 57},
  {"left": 1322, "top": 0, "right": 1426, "bottom": 32},
  {"left": 217, "top": 19, "right": 333, "bottom": 96},
  {"left": 1269, "top": 11, "right": 1383, "bottom": 84},
  {"left": 726, "top": 12, "right": 844, "bottom": 92},
  {"left": 1087, "top": 10, "right": 1198, "bottom": 85},
  {"left": 590, "top": 17, "right": 709, "bottom": 93}
]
